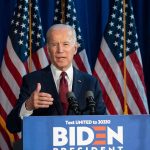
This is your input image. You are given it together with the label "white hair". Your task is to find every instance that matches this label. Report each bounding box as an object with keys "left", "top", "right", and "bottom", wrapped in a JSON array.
[{"left": 46, "top": 24, "right": 77, "bottom": 44}]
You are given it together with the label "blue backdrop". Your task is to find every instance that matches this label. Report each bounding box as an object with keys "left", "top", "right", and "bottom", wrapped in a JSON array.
[{"left": 0, "top": 0, "right": 150, "bottom": 109}]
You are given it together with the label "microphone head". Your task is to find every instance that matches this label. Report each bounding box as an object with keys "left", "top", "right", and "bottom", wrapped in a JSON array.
[
  {"left": 66, "top": 91, "right": 76, "bottom": 99},
  {"left": 66, "top": 91, "right": 80, "bottom": 115},
  {"left": 85, "top": 91, "right": 94, "bottom": 99}
]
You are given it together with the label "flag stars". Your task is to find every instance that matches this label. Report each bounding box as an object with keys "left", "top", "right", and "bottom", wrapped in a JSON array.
[
  {"left": 113, "top": 5, "right": 117, "bottom": 10},
  {"left": 56, "top": 0, "right": 60, "bottom": 5},
  {"left": 135, "top": 33, "right": 138, "bottom": 39},
  {"left": 18, "top": 40, "right": 23, "bottom": 45},
  {"left": 119, "top": 52, "right": 122, "bottom": 57},
  {"left": 126, "top": 47, "right": 130, "bottom": 52},
  {"left": 115, "top": 33, "right": 120, "bottom": 38},
  {"left": 125, "top": 4, "right": 128, "bottom": 8},
  {"left": 77, "top": 35, "right": 81, "bottom": 40},
  {"left": 72, "top": 24, "right": 76, "bottom": 29},
  {"left": 66, "top": 21, "right": 69, "bottom": 25},
  {"left": 20, "top": 31, "right": 24, "bottom": 37},
  {"left": 25, "top": 0, "right": 28, "bottom": 3},
  {"left": 130, "top": 14, "right": 134, "bottom": 19},
  {"left": 128, "top": 30, "right": 132, "bottom": 36},
  {"left": 55, "top": 9, "right": 59, "bottom": 13},
  {"left": 18, "top": 5, "right": 22, "bottom": 9},
  {"left": 21, "top": 23, "right": 26, "bottom": 28},
  {"left": 22, "top": 15, "right": 27, "bottom": 20},
  {"left": 60, "top": 19, "right": 63, "bottom": 23},
  {"left": 36, "top": 42, "right": 40, "bottom": 46},
  {"left": 34, "top": 6, "right": 38, "bottom": 11},
  {"left": 54, "top": 16, "right": 58, "bottom": 21},
  {"left": 73, "top": 8, "right": 76, "bottom": 13},
  {"left": 32, "top": 22, "right": 36, "bottom": 27},
  {"left": 11, "top": 20, "right": 14, "bottom": 24},
  {"left": 67, "top": 5, "right": 71, "bottom": 10},
  {"left": 129, "top": 23, "right": 133, "bottom": 27},
  {"left": 108, "top": 30, "right": 113, "bottom": 35},
  {"left": 113, "top": 41, "right": 118, "bottom": 46},
  {"left": 25, "top": 42, "right": 28, "bottom": 47},
  {"left": 78, "top": 27, "right": 81, "bottom": 32},
  {"left": 32, "top": 30, "right": 35, "bottom": 35},
  {"left": 66, "top": 13, "right": 71, "bottom": 18},
  {"left": 134, "top": 42, "right": 138, "bottom": 47},
  {"left": 120, "top": 44, "right": 123, "bottom": 49},
  {"left": 24, "top": 51, "right": 28, "bottom": 56},
  {"left": 117, "top": 25, "right": 121, "bottom": 30},
  {"left": 16, "top": 21, "right": 19, "bottom": 26},
  {"left": 127, "top": 39, "right": 131, "bottom": 44},
  {"left": 111, "top": 13, "right": 116, "bottom": 18},
  {"left": 118, "top": 17, "right": 122, "bottom": 21},
  {"left": 37, "top": 33, "right": 41, "bottom": 38},
  {"left": 120, "top": 8, "right": 123, "bottom": 13},
  {"left": 121, "top": 36, "right": 124, "bottom": 41},
  {"left": 33, "top": 14, "right": 37, "bottom": 18},
  {"left": 17, "top": 13, "right": 21, "bottom": 18},
  {"left": 109, "top": 21, "right": 114, "bottom": 27},
  {"left": 24, "top": 6, "right": 28, "bottom": 12},
  {"left": 14, "top": 29, "right": 18, "bottom": 34},
  {"left": 73, "top": 16, "right": 76, "bottom": 21},
  {"left": 78, "top": 43, "right": 81, "bottom": 48},
  {"left": 38, "top": 25, "right": 42, "bottom": 30}
]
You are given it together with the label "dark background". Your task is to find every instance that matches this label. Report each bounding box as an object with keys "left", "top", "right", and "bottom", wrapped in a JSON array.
[{"left": 0, "top": 0, "right": 150, "bottom": 110}]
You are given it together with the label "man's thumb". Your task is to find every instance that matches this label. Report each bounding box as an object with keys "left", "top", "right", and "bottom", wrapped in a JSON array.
[{"left": 35, "top": 83, "right": 41, "bottom": 93}]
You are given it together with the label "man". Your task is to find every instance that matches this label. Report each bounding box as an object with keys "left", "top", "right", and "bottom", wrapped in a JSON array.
[{"left": 6, "top": 24, "right": 106, "bottom": 133}]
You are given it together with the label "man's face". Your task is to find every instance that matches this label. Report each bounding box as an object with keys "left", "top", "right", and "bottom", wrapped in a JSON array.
[{"left": 47, "top": 28, "right": 77, "bottom": 71}]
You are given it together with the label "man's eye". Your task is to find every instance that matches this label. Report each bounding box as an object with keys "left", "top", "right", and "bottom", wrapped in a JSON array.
[
  {"left": 50, "top": 43, "right": 57, "bottom": 47},
  {"left": 63, "top": 43, "right": 70, "bottom": 46}
]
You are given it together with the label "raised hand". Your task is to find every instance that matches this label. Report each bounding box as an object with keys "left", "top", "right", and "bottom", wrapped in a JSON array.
[{"left": 25, "top": 83, "right": 54, "bottom": 110}]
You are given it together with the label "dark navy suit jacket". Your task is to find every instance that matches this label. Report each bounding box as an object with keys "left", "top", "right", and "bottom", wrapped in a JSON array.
[{"left": 6, "top": 65, "right": 106, "bottom": 133}]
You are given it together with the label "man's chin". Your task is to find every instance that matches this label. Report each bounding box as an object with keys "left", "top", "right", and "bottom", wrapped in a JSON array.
[{"left": 55, "top": 64, "right": 68, "bottom": 71}]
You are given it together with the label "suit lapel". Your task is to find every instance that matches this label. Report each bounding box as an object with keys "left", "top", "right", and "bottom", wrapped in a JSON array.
[
  {"left": 72, "top": 68, "right": 83, "bottom": 103},
  {"left": 43, "top": 66, "right": 64, "bottom": 115}
]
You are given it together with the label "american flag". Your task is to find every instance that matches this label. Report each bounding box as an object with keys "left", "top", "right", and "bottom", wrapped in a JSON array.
[
  {"left": 53, "top": 0, "right": 91, "bottom": 74},
  {"left": 93, "top": 0, "right": 149, "bottom": 114},
  {"left": 0, "top": 0, "right": 49, "bottom": 149}
]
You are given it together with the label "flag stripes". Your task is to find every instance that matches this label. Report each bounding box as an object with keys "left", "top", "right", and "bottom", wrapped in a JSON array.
[
  {"left": 94, "top": 37, "right": 148, "bottom": 114},
  {"left": 0, "top": 0, "right": 49, "bottom": 149}
]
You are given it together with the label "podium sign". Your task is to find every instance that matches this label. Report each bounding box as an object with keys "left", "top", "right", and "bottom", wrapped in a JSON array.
[{"left": 23, "top": 115, "right": 150, "bottom": 150}]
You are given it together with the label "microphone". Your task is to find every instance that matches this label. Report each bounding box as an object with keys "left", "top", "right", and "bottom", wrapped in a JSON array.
[
  {"left": 66, "top": 92, "right": 81, "bottom": 115},
  {"left": 85, "top": 91, "right": 96, "bottom": 115}
]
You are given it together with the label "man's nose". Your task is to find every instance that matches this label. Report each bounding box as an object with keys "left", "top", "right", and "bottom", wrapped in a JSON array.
[{"left": 57, "top": 43, "right": 63, "bottom": 52}]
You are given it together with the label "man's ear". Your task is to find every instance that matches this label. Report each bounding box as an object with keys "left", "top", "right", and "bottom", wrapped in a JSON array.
[{"left": 74, "top": 42, "right": 78, "bottom": 54}]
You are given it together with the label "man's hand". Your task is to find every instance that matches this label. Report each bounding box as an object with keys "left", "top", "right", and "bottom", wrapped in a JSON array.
[{"left": 25, "top": 83, "right": 54, "bottom": 111}]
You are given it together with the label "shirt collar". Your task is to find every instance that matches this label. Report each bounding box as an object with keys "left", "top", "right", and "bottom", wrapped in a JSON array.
[{"left": 50, "top": 64, "right": 73, "bottom": 81}]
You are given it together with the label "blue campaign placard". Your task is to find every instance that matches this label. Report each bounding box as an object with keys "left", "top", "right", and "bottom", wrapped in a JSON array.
[{"left": 23, "top": 115, "right": 150, "bottom": 150}]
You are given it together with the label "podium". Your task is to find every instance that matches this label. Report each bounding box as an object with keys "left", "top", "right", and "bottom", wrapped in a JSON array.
[{"left": 23, "top": 115, "right": 150, "bottom": 150}]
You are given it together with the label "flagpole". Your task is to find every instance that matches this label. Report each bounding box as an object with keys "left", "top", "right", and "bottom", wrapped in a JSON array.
[
  {"left": 123, "top": 0, "right": 128, "bottom": 114},
  {"left": 29, "top": 0, "right": 32, "bottom": 72},
  {"left": 61, "top": 0, "right": 66, "bottom": 23}
]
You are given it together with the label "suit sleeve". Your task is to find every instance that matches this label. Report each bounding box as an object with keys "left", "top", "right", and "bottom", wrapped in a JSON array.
[
  {"left": 94, "top": 79, "right": 107, "bottom": 115},
  {"left": 6, "top": 76, "right": 31, "bottom": 133}
]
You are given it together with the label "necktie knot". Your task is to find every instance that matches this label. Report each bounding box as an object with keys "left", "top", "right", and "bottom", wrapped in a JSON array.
[{"left": 61, "top": 71, "right": 67, "bottom": 79}]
